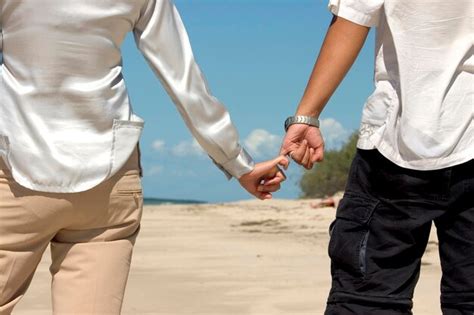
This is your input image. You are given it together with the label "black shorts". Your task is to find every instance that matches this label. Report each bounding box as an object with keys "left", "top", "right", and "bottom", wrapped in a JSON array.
[{"left": 325, "top": 149, "right": 474, "bottom": 315}]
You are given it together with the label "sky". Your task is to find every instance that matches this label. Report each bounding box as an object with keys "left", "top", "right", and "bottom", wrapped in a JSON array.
[{"left": 121, "top": 0, "right": 376, "bottom": 202}]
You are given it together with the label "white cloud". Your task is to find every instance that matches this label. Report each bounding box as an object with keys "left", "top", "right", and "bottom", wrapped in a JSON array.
[
  {"left": 146, "top": 165, "right": 164, "bottom": 176},
  {"left": 151, "top": 139, "right": 166, "bottom": 152},
  {"left": 320, "top": 118, "right": 350, "bottom": 150},
  {"left": 171, "top": 139, "right": 205, "bottom": 157},
  {"left": 150, "top": 138, "right": 205, "bottom": 157},
  {"left": 244, "top": 129, "right": 282, "bottom": 158}
]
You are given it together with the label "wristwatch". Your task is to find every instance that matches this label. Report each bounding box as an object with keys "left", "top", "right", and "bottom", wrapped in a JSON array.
[{"left": 284, "top": 115, "right": 320, "bottom": 132}]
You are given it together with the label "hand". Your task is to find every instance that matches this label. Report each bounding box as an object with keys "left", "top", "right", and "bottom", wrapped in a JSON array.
[
  {"left": 238, "top": 156, "right": 289, "bottom": 200},
  {"left": 280, "top": 124, "right": 324, "bottom": 169}
]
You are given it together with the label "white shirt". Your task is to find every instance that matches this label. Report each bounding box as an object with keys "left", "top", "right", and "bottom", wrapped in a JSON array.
[
  {"left": 329, "top": 0, "right": 473, "bottom": 170},
  {"left": 0, "top": 0, "right": 254, "bottom": 193}
]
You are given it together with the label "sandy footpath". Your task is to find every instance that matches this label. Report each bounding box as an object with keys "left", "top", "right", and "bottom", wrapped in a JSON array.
[{"left": 15, "top": 199, "right": 441, "bottom": 315}]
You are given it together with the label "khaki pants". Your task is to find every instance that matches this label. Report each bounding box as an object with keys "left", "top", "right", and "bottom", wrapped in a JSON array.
[{"left": 0, "top": 149, "right": 143, "bottom": 315}]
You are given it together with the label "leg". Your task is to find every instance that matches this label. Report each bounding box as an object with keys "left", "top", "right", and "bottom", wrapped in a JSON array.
[
  {"left": 0, "top": 237, "right": 49, "bottom": 315},
  {"left": 325, "top": 149, "right": 445, "bottom": 314},
  {"left": 50, "top": 170, "right": 143, "bottom": 315},
  {"left": 0, "top": 171, "right": 65, "bottom": 315},
  {"left": 325, "top": 196, "right": 433, "bottom": 314},
  {"left": 436, "top": 160, "right": 474, "bottom": 315}
]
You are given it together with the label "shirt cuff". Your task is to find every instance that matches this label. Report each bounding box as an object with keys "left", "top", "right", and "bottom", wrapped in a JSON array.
[
  {"left": 212, "top": 147, "right": 255, "bottom": 180},
  {"left": 328, "top": 2, "right": 380, "bottom": 27}
]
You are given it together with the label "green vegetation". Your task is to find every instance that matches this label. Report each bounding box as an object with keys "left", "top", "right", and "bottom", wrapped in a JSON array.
[{"left": 300, "top": 132, "right": 358, "bottom": 198}]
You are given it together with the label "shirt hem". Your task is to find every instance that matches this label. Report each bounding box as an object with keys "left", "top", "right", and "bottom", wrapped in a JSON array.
[{"left": 357, "top": 135, "right": 474, "bottom": 171}]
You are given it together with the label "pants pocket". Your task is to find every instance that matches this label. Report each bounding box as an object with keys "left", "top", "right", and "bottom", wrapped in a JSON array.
[
  {"left": 112, "top": 172, "right": 144, "bottom": 213},
  {"left": 328, "top": 193, "right": 379, "bottom": 277}
]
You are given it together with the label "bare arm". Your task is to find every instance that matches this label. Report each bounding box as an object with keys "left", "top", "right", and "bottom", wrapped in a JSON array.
[
  {"left": 296, "top": 16, "right": 369, "bottom": 116},
  {"left": 280, "top": 16, "right": 370, "bottom": 168}
]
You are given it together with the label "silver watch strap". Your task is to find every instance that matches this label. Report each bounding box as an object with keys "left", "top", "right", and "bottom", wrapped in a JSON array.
[{"left": 284, "top": 115, "right": 320, "bottom": 132}]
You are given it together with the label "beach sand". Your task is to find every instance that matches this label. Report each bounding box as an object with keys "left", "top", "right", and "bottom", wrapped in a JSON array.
[{"left": 15, "top": 199, "right": 441, "bottom": 315}]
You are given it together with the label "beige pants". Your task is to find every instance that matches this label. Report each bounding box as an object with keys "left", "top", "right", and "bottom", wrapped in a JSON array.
[{"left": 0, "top": 149, "right": 143, "bottom": 315}]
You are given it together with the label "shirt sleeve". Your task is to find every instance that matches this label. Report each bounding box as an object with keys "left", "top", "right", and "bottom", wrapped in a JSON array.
[
  {"left": 328, "top": 0, "right": 384, "bottom": 27},
  {"left": 133, "top": 0, "right": 254, "bottom": 179}
]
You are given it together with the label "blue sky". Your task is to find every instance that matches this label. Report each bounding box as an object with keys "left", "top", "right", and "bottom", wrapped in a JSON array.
[{"left": 121, "top": 0, "right": 375, "bottom": 202}]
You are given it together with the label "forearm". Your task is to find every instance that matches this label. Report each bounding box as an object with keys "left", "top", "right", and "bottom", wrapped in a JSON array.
[{"left": 295, "top": 16, "right": 370, "bottom": 117}]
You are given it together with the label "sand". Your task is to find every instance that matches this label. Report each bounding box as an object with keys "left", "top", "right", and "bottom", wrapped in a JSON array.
[{"left": 14, "top": 199, "right": 441, "bottom": 315}]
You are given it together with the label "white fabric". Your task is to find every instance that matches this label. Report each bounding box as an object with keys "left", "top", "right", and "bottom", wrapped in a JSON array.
[
  {"left": 0, "top": 0, "right": 254, "bottom": 193},
  {"left": 329, "top": 0, "right": 474, "bottom": 170}
]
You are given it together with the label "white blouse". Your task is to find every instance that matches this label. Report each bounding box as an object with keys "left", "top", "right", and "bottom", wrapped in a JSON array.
[
  {"left": 329, "top": 0, "right": 473, "bottom": 170},
  {"left": 0, "top": 0, "right": 254, "bottom": 193}
]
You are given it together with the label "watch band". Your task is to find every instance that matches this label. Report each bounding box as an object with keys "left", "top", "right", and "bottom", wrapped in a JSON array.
[{"left": 284, "top": 115, "right": 320, "bottom": 132}]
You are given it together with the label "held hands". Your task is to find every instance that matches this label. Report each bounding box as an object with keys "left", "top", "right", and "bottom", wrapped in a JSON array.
[
  {"left": 238, "top": 156, "right": 289, "bottom": 200},
  {"left": 238, "top": 123, "right": 323, "bottom": 200},
  {"left": 280, "top": 124, "right": 324, "bottom": 169}
]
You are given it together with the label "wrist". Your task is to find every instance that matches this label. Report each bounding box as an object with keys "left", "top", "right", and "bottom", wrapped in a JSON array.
[
  {"left": 295, "top": 107, "right": 321, "bottom": 118},
  {"left": 295, "top": 100, "right": 325, "bottom": 118}
]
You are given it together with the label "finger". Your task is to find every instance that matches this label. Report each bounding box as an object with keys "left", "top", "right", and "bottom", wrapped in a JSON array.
[
  {"left": 301, "top": 146, "right": 311, "bottom": 168},
  {"left": 262, "top": 169, "right": 285, "bottom": 185},
  {"left": 256, "top": 156, "right": 290, "bottom": 177},
  {"left": 280, "top": 145, "right": 291, "bottom": 156},
  {"left": 256, "top": 192, "right": 272, "bottom": 200},
  {"left": 292, "top": 140, "right": 307, "bottom": 162},
  {"left": 250, "top": 189, "right": 265, "bottom": 200},
  {"left": 280, "top": 140, "right": 299, "bottom": 156},
  {"left": 269, "top": 166, "right": 287, "bottom": 182},
  {"left": 306, "top": 148, "right": 315, "bottom": 169},
  {"left": 314, "top": 144, "right": 324, "bottom": 162},
  {"left": 262, "top": 170, "right": 286, "bottom": 185},
  {"left": 278, "top": 156, "right": 290, "bottom": 170},
  {"left": 258, "top": 183, "right": 281, "bottom": 193},
  {"left": 291, "top": 140, "right": 308, "bottom": 163},
  {"left": 280, "top": 124, "right": 308, "bottom": 155},
  {"left": 263, "top": 172, "right": 286, "bottom": 186},
  {"left": 310, "top": 148, "right": 319, "bottom": 163}
]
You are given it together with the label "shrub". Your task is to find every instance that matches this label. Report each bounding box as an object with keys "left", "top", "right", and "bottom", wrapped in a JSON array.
[{"left": 300, "top": 132, "right": 358, "bottom": 198}]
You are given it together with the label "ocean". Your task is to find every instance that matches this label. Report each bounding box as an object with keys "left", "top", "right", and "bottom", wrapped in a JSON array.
[{"left": 143, "top": 198, "right": 206, "bottom": 205}]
